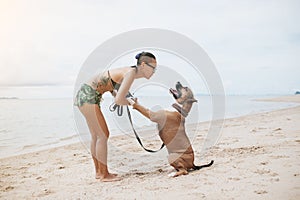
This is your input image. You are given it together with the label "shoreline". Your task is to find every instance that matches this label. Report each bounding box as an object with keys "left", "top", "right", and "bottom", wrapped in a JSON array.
[
  {"left": 1, "top": 95, "right": 299, "bottom": 160},
  {"left": 253, "top": 95, "right": 300, "bottom": 103},
  {"left": 1, "top": 94, "right": 299, "bottom": 160},
  {"left": 1, "top": 96, "right": 300, "bottom": 199},
  {"left": 1, "top": 105, "right": 298, "bottom": 161}
]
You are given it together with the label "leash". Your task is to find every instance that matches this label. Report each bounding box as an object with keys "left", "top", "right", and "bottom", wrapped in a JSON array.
[
  {"left": 126, "top": 106, "right": 165, "bottom": 153},
  {"left": 109, "top": 103, "right": 123, "bottom": 116},
  {"left": 109, "top": 93, "right": 165, "bottom": 153},
  {"left": 109, "top": 92, "right": 133, "bottom": 116}
]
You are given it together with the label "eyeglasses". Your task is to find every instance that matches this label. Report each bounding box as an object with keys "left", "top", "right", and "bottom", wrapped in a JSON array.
[{"left": 145, "top": 62, "right": 157, "bottom": 73}]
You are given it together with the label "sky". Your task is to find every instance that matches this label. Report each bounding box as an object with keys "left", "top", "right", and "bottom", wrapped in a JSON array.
[{"left": 0, "top": 0, "right": 299, "bottom": 98}]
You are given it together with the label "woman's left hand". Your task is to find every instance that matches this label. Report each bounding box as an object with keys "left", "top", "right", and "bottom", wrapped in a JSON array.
[{"left": 127, "top": 97, "right": 135, "bottom": 106}]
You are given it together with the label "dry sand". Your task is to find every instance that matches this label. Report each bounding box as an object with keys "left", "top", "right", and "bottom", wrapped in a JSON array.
[{"left": 1, "top": 96, "right": 300, "bottom": 199}]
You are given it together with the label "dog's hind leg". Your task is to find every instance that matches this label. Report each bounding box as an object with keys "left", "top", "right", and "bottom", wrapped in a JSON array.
[{"left": 173, "top": 169, "right": 188, "bottom": 177}]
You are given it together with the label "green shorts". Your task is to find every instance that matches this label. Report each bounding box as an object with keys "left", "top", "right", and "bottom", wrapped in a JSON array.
[{"left": 74, "top": 84, "right": 102, "bottom": 107}]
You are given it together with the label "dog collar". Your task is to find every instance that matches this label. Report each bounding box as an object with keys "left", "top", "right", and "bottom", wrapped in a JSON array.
[{"left": 172, "top": 103, "right": 188, "bottom": 117}]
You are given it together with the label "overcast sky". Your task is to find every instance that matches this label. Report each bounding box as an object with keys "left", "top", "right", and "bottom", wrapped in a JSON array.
[{"left": 0, "top": 0, "right": 299, "bottom": 98}]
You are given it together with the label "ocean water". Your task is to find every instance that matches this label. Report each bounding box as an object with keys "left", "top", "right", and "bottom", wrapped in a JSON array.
[{"left": 0, "top": 95, "right": 298, "bottom": 158}]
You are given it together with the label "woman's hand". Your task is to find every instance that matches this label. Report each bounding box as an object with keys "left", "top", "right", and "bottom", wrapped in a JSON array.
[
  {"left": 126, "top": 97, "right": 135, "bottom": 106},
  {"left": 127, "top": 97, "right": 138, "bottom": 106}
]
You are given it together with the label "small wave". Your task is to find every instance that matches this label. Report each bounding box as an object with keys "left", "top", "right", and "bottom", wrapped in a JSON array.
[
  {"left": 59, "top": 134, "right": 79, "bottom": 141},
  {"left": 0, "top": 145, "right": 9, "bottom": 149},
  {"left": 21, "top": 140, "right": 60, "bottom": 150},
  {"left": 40, "top": 140, "right": 61, "bottom": 147},
  {"left": 0, "top": 129, "right": 10, "bottom": 134},
  {"left": 22, "top": 144, "right": 39, "bottom": 150},
  {"left": 0, "top": 137, "right": 17, "bottom": 142}
]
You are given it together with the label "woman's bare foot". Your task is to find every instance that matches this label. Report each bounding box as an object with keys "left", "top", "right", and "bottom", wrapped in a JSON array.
[
  {"left": 95, "top": 173, "right": 117, "bottom": 179},
  {"left": 100, "top": 173, "right": 121, "bottom": 182},
  {"left": 95, "top": 174, "right": 101, "bottom": 179}
]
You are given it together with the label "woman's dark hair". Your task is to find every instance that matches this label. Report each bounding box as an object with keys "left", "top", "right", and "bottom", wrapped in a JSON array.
[{"left": 135, "top": 52, "right": 156, "bottom": 65}]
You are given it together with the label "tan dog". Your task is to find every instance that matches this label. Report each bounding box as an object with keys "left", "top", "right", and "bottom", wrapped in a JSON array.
[{"left": 132, "top": 82, "right": 213, "bottom": 177}]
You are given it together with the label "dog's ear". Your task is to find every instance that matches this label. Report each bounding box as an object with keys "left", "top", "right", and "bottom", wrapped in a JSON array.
[{"left": 186, "top": 98, "right": 198, "bottom": 103}]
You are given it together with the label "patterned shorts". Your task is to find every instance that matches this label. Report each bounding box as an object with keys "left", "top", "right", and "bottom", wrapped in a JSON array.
[{"left": 74, "top": 84, "right": 102, "bottom": 107}]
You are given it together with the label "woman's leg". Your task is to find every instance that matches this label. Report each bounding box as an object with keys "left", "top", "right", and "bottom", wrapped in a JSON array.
[
  {"left": 91, "top": 134, "right": 100, "bottom": 179},
  {"left": 79, "top": 104, "right": 120, "bottom": 182}
]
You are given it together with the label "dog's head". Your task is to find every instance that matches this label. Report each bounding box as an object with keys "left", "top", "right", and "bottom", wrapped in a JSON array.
[{"left": 169, "top": 82, "right": 197, "bottom": 105}]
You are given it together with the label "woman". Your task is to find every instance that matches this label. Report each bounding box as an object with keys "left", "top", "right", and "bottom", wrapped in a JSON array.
[{"left": 74, "top": 52, "right": 157, "bottom": 182}]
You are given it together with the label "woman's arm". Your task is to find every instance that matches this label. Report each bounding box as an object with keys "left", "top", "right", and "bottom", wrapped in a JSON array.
[{"left": 114, "top": 69, "right": 135, "bottom": 105}]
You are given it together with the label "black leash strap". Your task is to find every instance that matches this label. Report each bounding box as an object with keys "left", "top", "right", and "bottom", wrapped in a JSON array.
[
  {"left": 109, "top": 103, "right": 123, "bottom": 116},
  {"left": 109, "top": 91, "right": 165, "bottom": 153},
  {"left": 109, "top": 92, "right": 133, "bottom": 116},
  {"left": 126, "top": 106, "right": 165, "bottom": 153}
]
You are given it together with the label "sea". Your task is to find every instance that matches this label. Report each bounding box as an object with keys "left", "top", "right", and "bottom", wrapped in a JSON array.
[{"left": 0, "top": 95, "right": 298, "bottom": 158}]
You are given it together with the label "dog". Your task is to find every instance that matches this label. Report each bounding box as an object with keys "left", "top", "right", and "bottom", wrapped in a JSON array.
[{"left": 132, "top": 81, "right": 214, "bottom": 177}]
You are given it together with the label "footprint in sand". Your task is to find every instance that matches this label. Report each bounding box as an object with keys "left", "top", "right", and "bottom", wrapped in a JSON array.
[
  {"left": 2, "top": 173, "right": 12, "bottom": 177},
  {"left": 35, "top": 190, "right": 51, "bottom": 198},
  {"left": 251, "top": 129, "right": 257, "bottom": 133},
  {"left": 18, "top": 166, "right": 28, "bottom": 170},
  {"left": 36, "top": 176, "right": 47, "bottom": 181},
  {"left": 4, "top": 186, "right": 14, "bottom": 192},
  {"left": 270, "top": 155, "right": 289, "bottom": 159},
  {"left": 255, "top": 127, "right": 267, "bottom": 130},
  {"left": 254, "top": 168, "right": 280, "bottom": 183},
  {"left": 204, "top": 181, "right": 213, "bottom": 185},
  {"left": 255, "top": 168, "right": 278, "bottom": 176},
  {"left": 260, "top": 161, "right": 268, "bottom": 165},
  {"left": 254, "top": 190, "right": 268, "bottom": 194},
  {"left": 270, "top": 178, "right": 280, "bottom": 182},
  {"left": 254, "top": 169, "right": 276, "bottom": 175},
  {"left": 228, "top": 177, "right": 240, "bottom": 181}
]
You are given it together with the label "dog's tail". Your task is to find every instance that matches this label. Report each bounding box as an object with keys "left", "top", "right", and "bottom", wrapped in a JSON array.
[{"left": 193, "top": 160, "right": 214, "bottom": 170}]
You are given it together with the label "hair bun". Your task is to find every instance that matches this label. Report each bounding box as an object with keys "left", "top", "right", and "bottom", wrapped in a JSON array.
[{"left": 135, "top": 52, "right": 144, "bottom": 60}]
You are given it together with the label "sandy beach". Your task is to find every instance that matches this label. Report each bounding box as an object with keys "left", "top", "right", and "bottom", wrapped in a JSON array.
[{"left": 1, "top": 96, "right": 300, "bottom": 199}]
